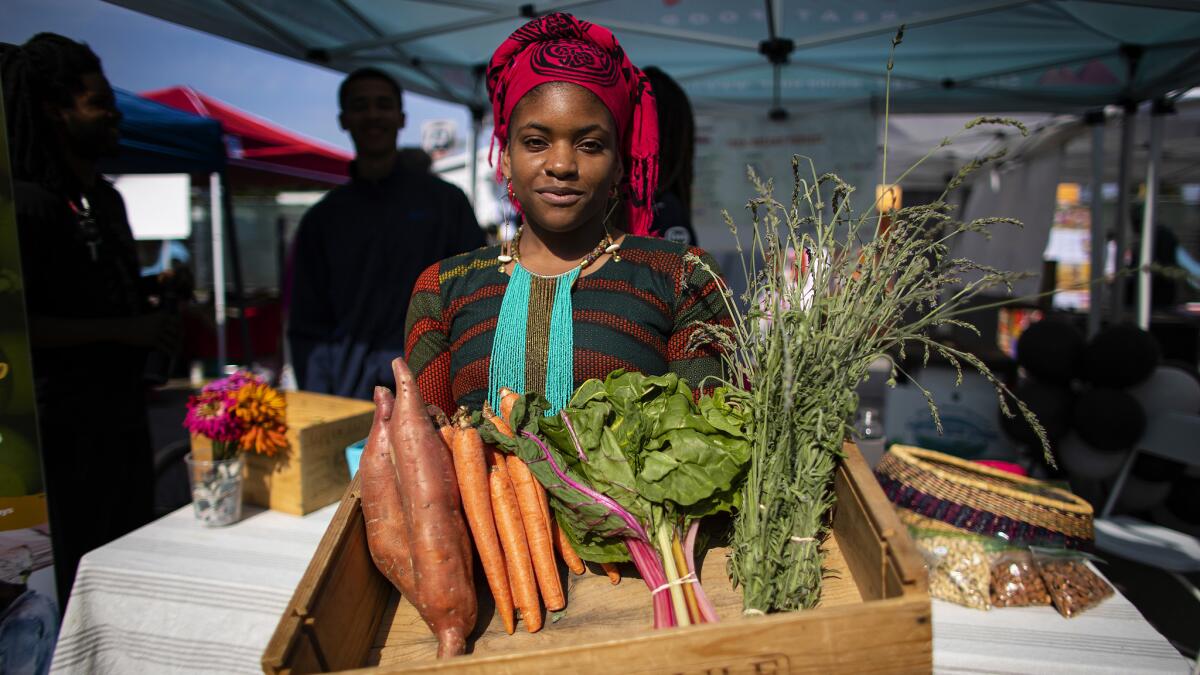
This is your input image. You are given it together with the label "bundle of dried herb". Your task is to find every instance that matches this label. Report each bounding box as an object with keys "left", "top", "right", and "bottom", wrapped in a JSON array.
[{"left": 690, "top": 30, "right": 1053, "bottom": 614}]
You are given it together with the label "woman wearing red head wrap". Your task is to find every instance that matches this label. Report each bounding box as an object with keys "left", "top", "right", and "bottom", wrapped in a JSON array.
[{"left": 404, "top": 13, "right": 730, "bottom": 419}]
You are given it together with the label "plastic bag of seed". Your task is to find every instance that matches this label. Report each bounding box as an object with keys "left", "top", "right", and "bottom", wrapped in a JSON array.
[
  {"left": 1031, "top": 547, "right": 1114, "bottom": 618},
  {"left": 990, "top": 549, "right": 1051, "bottom": 607},
  {"left": 910, "top": 529, "right": 996, "bottom": 610}
]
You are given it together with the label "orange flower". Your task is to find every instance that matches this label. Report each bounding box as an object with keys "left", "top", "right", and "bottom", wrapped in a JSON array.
[
  {"left": 239, "top": 422, "right": 288, "bottom": 457},
  {"left": 233, "top": 383, "right": 288, "bottom": 456}
]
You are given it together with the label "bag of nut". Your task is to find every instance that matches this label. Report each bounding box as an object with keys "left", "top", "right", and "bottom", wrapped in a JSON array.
[
  {"left": 1031, "top": 547, "right": 1114, "bottom": 618},
  {"left": 910, "top": 529, "right": 1001, "bottom": 610},
  {"left": 990, "top": 550, "right": 1051, "bottom": 607}
]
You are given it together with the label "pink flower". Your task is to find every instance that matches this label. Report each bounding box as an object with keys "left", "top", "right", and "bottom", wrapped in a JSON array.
[
  {"left": 202, "top": 370, "right": 264, "bottom": 395},
  {"left": 183, "top": 390, "right": 241, "bottom": 443}
]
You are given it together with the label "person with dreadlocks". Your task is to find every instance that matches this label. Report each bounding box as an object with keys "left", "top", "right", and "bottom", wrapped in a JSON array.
[
  {"left": 403, "top": 13, "right": 730, "bottom": 418},
  {"left": 644, "top": 66, "right": 699, "bottom": 247},
  {"left": 1, "top": 33, "right": 174, "bottom": 599}
]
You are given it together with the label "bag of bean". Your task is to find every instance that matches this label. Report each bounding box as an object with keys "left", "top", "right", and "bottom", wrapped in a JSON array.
[
  {"left": 1031, "top": 548, "right": 1114, "bottom": 618},
  {"left": 989, "top": 549, "right": 1051, "bottom": 607},
  {"left": 910, "top": 529, "right": 995, "bottom": 610}
]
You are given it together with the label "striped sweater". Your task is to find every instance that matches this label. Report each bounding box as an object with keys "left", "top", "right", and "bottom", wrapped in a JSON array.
[{"left": 404, "top": 236, "right": 731, "bottom": 414}]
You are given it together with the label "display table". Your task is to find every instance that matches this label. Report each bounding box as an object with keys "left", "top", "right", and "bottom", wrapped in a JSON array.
[
  {"left": 50, "top": 504, "right": 1190, "bottom": 674},
  {"left": 50, "top": 504, "right": 337, "bottom": 674}
]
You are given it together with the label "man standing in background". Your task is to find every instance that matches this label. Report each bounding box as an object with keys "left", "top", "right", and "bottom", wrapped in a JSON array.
[{"left": 288, "top": 68, "right": 484, "bottom": 399}]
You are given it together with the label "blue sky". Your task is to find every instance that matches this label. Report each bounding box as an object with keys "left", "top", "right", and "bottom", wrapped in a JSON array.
[{"left": 2, "top": 0, "right": 471, "bottom": 154}]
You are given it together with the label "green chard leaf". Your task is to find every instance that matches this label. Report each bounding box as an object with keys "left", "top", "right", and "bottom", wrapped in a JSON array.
[
  {"left": 476, "top": 393, "right": 638, "bottom": 562},
  {"left": 637, "top": 428, "right": 748, "bottom": 506},
  {"left": 478, "top": 373, "right": 752, "bottom": 563}
]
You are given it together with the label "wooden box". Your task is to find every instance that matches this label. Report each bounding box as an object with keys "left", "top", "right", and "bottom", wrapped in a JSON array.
[
  {"left": 263, "top": 443, "right": 931, "bottom": 673},
  {"left": 191, "top": 390, "right": 375, "bottom": 515}
]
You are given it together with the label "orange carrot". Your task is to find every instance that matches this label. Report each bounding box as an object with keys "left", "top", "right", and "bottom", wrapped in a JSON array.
[
  {"left": 552, "top": 517, "right": 586, "bottom": 575},
  {"left": 506, "top": 454, "right": 565, "bottom": 611},
  {"left": 535, "top": 473, "right": 552, "bottom": 547},
  {"left": 482, "top": 401, "right": 514, "bottom": 438},
  {"left": 450, "top": 419, "right": 515, "bottom": 635},
  {"left": 436, "top": 410, "right": 458, "bottom": 458},
  {"left": 601, "top": 562, "right": 621, "bottom": 585},
  {"left": 487, "top": 446, "right": 542, "bottom": 632},
  {"left": 498, "top": 387, "right": 519, "bottom": 427}
]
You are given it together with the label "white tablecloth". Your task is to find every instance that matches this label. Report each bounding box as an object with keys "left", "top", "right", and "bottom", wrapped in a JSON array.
[
  {"left": 50, "top": 504, "right": 338, "bottom": 674},
  {"left": 934, "top": 592, "right": 1190, "bottom": 674},
  {"left": 50, "top": 505, "right": 1191, "bottom": 674}
]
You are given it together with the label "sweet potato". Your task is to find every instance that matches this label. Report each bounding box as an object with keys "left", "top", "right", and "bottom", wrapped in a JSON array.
[
  {"left": 388, "top": 358, "right": 477, "bottom": 658},
  {"left": 362, "top": 387, "right": 417, "bottom": 602}
]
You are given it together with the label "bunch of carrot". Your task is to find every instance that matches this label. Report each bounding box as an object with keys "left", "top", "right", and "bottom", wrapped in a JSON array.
[{"left": 440, "top": 388, "right": 608, "bottom": 634}]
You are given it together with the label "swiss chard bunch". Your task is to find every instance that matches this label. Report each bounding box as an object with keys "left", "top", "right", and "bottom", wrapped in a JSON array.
[{"left": 479, "top": 370, "right": 751, "bottom": 629}]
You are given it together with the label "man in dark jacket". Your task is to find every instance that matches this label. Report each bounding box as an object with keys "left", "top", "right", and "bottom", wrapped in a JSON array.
[{"left": 288, "top": 68, "right": 485, "bottom": 399}]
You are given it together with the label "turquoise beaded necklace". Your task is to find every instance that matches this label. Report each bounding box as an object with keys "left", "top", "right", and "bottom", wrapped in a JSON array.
[{"left": 488, "top": 222, "right": 619, "bottom": 415}]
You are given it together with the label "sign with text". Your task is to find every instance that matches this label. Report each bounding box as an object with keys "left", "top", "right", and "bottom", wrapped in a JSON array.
[{"left": 691, "top": 106, "right": 877, "bottom": 255}]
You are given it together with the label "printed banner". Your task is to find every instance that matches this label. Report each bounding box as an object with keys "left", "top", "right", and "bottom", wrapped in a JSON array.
[{"left": 690, "top": 105, "right": 878, "bottom": 255}]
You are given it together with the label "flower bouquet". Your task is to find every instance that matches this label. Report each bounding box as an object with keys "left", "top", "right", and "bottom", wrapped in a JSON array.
[{"left": 183, "top": 371, "right": 287, "bottom": 525}]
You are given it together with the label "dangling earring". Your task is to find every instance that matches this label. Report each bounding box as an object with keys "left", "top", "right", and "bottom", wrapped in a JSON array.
[
  {"left": 497, "top": 178, "right": 517, "bottom": 267},
  {"left": 603, "top": 184, "right": 622, "bottom": 261}
]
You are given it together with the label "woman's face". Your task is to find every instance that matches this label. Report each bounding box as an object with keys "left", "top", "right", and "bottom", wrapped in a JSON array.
[{"left": 502, "top": 83, "right": 622, "bottom": 234}]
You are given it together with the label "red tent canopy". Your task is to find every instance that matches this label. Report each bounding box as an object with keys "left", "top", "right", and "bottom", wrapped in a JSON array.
[{"left": 142, "top": 86, "right": 351, "bottom": 187}]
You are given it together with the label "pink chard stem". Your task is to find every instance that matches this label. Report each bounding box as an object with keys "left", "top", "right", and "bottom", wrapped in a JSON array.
[{"left": 684, "top": 520, "right": 719, "bottom": 623}]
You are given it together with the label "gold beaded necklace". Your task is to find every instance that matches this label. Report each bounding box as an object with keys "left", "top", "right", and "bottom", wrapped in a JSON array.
[{"left": 496, "top": 195, "right": 622, "bottom": 274}]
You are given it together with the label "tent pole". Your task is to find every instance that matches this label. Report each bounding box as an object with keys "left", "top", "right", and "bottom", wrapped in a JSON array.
[
  {"left": 1111, "top": 101, "right": 1136, "bottom": 321},
  {"left": 1086, "top": 110, "right": 1106, "bottom": 339},
  {"left": 469, "top": 107, "right": 481, "bottom": 207},
  {"left": 210, "top": 172, "right": 227, "bottom": 373},
  {"left": 1136, "top": 100, "right": 1167, "bottom": 330},
  {"left": 220, "top": 171, "right": 255, "bottom": 367}
]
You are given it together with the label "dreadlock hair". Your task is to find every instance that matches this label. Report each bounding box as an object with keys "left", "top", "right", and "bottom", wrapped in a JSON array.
[
  {"left": 643, "top": 66, "right": 694, "bottom": 213},
  {"left": 1, "top": 33, "right": 103, "bottom": 196}
]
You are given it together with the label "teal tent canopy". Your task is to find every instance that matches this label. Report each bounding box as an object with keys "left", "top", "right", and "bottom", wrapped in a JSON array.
[{"left": 104, "top": 0, "right": 1200, "bottom": 114}]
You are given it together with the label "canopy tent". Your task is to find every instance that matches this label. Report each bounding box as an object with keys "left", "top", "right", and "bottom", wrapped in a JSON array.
[
  {"left": 104, "top": 1, "right": 1200, "bottom": 115},
  {"left": 141, "top": 86, "right": 351, "bottom": 187},
  {"left": 130, "top": 86, "right": 355, "bottom": 371},
  {"left": 92, "top": 88, "right": 254, "bottom": 371},
  {"left": 885, "top": 98, "right": 1200, "bottom": 190},
  {"left": 105, "top": 0, "right": 1200, "bottom": 332},
  {"left": 100, "top": 88, "right": 225, "bottom": 175}
]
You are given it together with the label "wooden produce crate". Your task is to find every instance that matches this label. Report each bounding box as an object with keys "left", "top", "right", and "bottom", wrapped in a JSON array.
[
  {"left": 263, "top": 442, "right": 931, "bottom": 673},
  {"left": 192, "top": 390, "right": 374, "bottom": 515}
]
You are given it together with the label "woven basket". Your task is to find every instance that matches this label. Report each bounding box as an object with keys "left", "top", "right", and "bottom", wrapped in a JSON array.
[{"left": 876, "top": 444, "right": 1094, "bottom": 548}]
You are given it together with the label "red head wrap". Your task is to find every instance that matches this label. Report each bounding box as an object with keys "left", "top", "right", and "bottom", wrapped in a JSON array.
[{"left": 487, "top": 13, "right": 658, "bottom": 236}]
